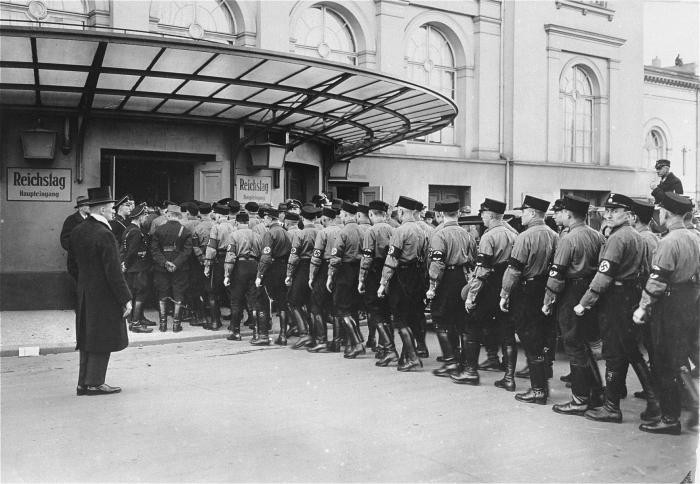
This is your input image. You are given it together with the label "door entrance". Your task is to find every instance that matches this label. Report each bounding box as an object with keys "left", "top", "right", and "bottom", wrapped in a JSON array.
[
  {"left": 285, "top": 162, "right": 319, "bottom": 203},
  {"left": 101, "top": 150, "right": 215, "bottom": 204}
]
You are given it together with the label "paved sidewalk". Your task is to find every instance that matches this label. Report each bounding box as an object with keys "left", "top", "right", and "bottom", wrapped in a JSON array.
[{"left": 0, "top": 309, "right": 245, "bottom": 357}]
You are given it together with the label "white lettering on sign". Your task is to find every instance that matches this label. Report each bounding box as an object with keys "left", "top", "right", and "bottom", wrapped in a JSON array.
[
  {"left": 236, "top": 175, "right": 271, "bottom": 204},
  {"left": 7, "top": 167, "right": 71, "bottom": 202}
]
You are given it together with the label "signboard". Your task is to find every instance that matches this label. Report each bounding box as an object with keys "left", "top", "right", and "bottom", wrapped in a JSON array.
[
  {"left": 7, "top": 167, "right": 72, "bottom": 202},
  {"left": 236, "top": 175, "right": 271, "bottom": 204}
]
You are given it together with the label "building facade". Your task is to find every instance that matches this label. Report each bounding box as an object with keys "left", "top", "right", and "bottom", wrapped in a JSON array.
[{"left": 0, "top": 0, "right": 698, "bottom": 309}]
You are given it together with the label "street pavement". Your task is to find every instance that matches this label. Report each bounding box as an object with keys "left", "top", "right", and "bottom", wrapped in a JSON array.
[{"left": 1, "top": 335, "right": 697, "bottom": 483}]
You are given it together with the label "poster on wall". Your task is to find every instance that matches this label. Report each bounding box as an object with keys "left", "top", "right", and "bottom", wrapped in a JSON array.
[
  {"left": 236, "top": 175, "right": 271, "bottom": 204},
  {"left": 6, "top": 167, "right": 72, "bottom": 202}
]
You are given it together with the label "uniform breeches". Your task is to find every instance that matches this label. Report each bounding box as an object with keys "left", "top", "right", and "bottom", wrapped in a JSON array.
[
  {"left": 512, "top": 277, "right": 549, "bottom": 357},
  {"left": 363, "top": 265, "right": 390, "bottom": 322},
  {"left": 333, "top": 261, "right": 360, "bottom": 317},
  {"left": 431, "top": 268, "right": 466, "bottom": 330},
  {"left": 154, "top": 270, "right": 189, "bottom": 301},
  {"left": 125, "top": 271, "right": 151, "bottom": 301},
  {"left": 310, "top": 262, "right": 333, "bottom": 315},
  {"left": 557, "top": 278, "right": 598, "bottom": 366},
  {"left": 388, "top": 265, "right": 425, "bottom": 328},
  {"left": 263, "top": 260, "right": 287, "bottom": 307},
  {"left": 288, "top": 259, "right": 311, "bottom": 308},
  {"left": 598, "top": 285, "right": 645, "bottom": 373},
  {"left": 227, "top": 260, "right": 259, "bottom": 322},
  {"left": 650, "top": 285, "right": 700, "bottom": 418},
  {"left": 462, "top": 273, "right": 507, "bottom": 341}
]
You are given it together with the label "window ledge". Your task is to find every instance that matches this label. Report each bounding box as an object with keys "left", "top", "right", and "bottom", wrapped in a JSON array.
[{"left": 555, "top": 1, "right": 615, "bottom": 21}]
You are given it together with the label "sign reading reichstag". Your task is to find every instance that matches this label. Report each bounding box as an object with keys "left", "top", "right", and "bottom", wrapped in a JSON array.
[
  {"left": 7, "top": 167, "right": 71, "bottom": 202},
  {"left": 236, "top": 175, "right": 271, "bottom": 204}
]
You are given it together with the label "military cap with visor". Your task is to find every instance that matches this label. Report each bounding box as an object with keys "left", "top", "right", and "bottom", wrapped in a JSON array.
[
  {"left": 479, "top": 198, "right": 506, "bottom": 215},
  {"left": 654, "top": 159, "right": 671, "bottom": 169},
  {"left": 341, "top": 200, "right": 358, "bottom": 214},
  {"left": 368, "top": 200, "right": 389, "bottom": 212},
  {"left": 561, "top": 194, "right": 590, "bottom": 216},
  {"left": 434, "top": 197, "right": 460, "bottom": 213},
  {"left": 514, "top": 195, "right": 550, "bottom": 213},
  {"left": 604, "top": 193, "right": 634, "bottom": 210},
  {"left": 659, "top": 192, "right": 693, "bottom": 215},
  {"left": 396, "top": 195, "right": 422, "bottom": 211}
]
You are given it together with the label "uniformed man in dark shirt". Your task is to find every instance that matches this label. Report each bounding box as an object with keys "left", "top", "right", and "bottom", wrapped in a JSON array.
[
  {"left": 203, "top": 203, "right": 235, "bottom": 330},
  {"left": 358, "top": 200, "right": 395, "bottom": 364},
  {"left": 110, "top": 194, "right": 134, "bottom": 242},
  {"left": 451, "top": 198, "right": 516, "bottom": 386},
  {"left": 223, "top": 212, "right": 262, "bottom": 341},
  {"left": 378, "top": 196, "right": 428, "bottom": 371},
  {"left": 309, "top": 207, "right": 342, "bottom": 352},
  {"left": 255, "top": 208, "right": 291, "bottom": 346},
  {"left": 120, "top": 202, "right": 153, "bottom": 333},
  {"left": 573, "top": 194, "right": 659, "bottom": 423},
  {"left": 286, "top": 205, "right": 321, "bottom": 349},
  {"left": 426, "top": 198, "right": 476, "bottom": 377},
  {"left": 188, "top": 202, "right": 214, "bottom": 327},
  {"left": 633, "top": 193, "right": 700, "bottom": 435},
  {"left": 328, "top": 201, "right": 364, "bottom": 358},
  {"left": 150, "top": 204, "right": 193, "bottom": 332},
  {"left": 651, "top": 159, "right": 684, "bottom": 204},
  {"left": 543, "top": 195, "right": 606, "bottom": 415},
  {"left": 498, "top": 196, "right": 557, "bottom": 403}
]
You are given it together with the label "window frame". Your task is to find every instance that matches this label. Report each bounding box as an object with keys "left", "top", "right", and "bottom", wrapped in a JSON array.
[{"left": 292, "top": 5, "right": 358, "bottom": 66}]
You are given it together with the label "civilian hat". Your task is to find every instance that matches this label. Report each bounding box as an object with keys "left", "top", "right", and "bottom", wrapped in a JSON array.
[
  {"left": 74, "top": 195, "right": 89, "bottom": 208},
  {"left": 86, "top": 186, "right": 116, "bottom": 206}
]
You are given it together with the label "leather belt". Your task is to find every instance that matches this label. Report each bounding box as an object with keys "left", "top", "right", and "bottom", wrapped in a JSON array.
[
  {"left": 613, "top": 280, "right": 636, "bottom": 286},
  {"left": 162, "top": 246, "right": 176, "bottom": 252}
]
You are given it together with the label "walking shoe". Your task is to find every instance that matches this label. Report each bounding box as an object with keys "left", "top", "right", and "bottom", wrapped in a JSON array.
[
  {"left": 584, "top": 404, "right": 622, "bottom": 423},
  {"left": 552, "top": 398, "right": 588, "bottom": 416},
  {"left": 639, "top": 417, "right": 681, "bottom": 435},
  {"left": 515, "top": 388, "right": 547, "bottom": 405},
  {"left": 86, "top": 384, "right": 122, "bottom": 396}
]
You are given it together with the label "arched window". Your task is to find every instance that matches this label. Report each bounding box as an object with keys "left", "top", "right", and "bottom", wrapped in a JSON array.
[
  {"left": 405, "top": 24, "right": 455, "bottom": 144},
  {"left": 0, "top": 0, "right": 89, "bottom": 26},
  {"left": 560, "top": 65, "right": 597, "bottom": 163},
  {"left": 645, "top": 128, "right": 667, "bottom": 167},
  {"left": 150, "top": 0, "right": 235, "bottom": 43},
  {"left": 292, "top": 5, "right": 357, "bottom": 65}
]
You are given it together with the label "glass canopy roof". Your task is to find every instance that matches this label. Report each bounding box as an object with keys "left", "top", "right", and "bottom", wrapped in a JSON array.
[{"left": 0, "top": 25, "right": 458, "bottom": 161}]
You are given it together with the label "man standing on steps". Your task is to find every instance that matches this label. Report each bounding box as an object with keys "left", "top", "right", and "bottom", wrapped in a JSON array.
[
  {"left": 71, "top": 186, "right": 132, "bottom": 396},
  {"left": 498, "top": 196, "right": 557, "bottom": 404}
]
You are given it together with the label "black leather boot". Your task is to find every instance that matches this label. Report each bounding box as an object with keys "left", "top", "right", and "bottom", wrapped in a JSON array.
[
  {"left": 366, "top": 315, "right": 377, "bottom": 351},
  {"left": 344, "top": 317, "right": 366, "bottom": 359},
  {"left": 478, "top": 344, "right": 503, "bottom": 372},
  {"left": 275, "top": 311, "right": 288, "bottom": 346},
  {"left": 129, "top": 301, "right": 153, "bottom": 333},
  {"left": 375, "top": 322, "right": 399, "bottom": 366},
  {"left": 397, "top": 327, "right": 422, "bottom": 372},
  {"left": 415, "top": 316, "right": 429, "bottom": 358},
  {"left": 552, "top": 364, "right": 589, "bottom": 416},
  {"left": 587, "top": 351, "right": 604, "bottom": 408},
  {"left": 544, "top": 343, "right": 555, "bottom": 379},
  {"left": 250, "top": 311, "right": 260, "bottom": 344},
  {"left": 451, "top": 338, "right": 480, "bottom": 385},
  {"left": 494, "top": 344, "right": 517, "bottom": 391},
  {"left": 158, "top": 299, "right": 168, "bottom": 332},
  {"left": 327, "top": 318, "right": 342, "bottom": 352},
  {"left": 433, "top": 328, "right": 458, "bottom": 377},
  {"left": 292, "top": 307, "right": 313, "bottom": 349},
  {"left": 515, "top": 357, "right": 547, "bottom": 405},
  {"left": 172, "top": 302, "right": 183, "bottom": 333},
  {"left": 308, "top": 315, "right": 328, "bottom": 352},
  {"left": 584, "top": 369, "right": 623, "bottom": 423},
  {"left": 209, "top": 297, "right": 222, "bottom": 330},
  {"left": 639, "top": 416, "right": 681, "bottom": 435},
  {"left": 515, "top": 364, "right": 530, "bottom": 379},
  {"left": 251, "top": 330, "right": 270, "bottom": 346},
  {"left": 631, "top": 360, "right": 661, "bottom": 422}
]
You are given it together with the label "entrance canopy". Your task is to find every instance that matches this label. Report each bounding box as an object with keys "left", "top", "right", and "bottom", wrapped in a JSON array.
[{"left": 0, "top": 25, "right": 458, "bottom": 161}]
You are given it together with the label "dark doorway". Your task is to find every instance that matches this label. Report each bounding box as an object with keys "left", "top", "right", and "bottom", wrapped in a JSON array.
[
  {"left": 101, "top": 150, "right": 213, "bottom": 205},
  {"left": 285, "top": 162, "right": 319, "bottom": 204}
]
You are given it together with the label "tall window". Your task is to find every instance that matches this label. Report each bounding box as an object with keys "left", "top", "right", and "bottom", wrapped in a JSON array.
[
  {"left": 292, "top": 5, "right": 357, "bottom": 65},
  {"left": 150, "top": 0, "right": 235, "bottom": 42},
  {"left": 560, "top": 65, "right": 596, "bottom": 164},
  {"left": 644, "top": 128, "right": 667, "bottom": 167},
  {"left": 405, "top": 25, "right": 456, "bottom": 144}
]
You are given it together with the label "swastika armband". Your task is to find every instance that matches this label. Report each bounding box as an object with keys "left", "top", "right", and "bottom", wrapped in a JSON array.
[
  {"left": 597, "top": 259, "right": 618, "bottom": 277},
  {"left": 548, "top": 264, "right": 565, "bottom": 280},
  {"left": 226, "top": 244, "right": 232, "bottom": 252},
  {"left": 507, "top": 257, "right": 525, "bottom": 272},
  {"left": 649, "top": 265, "right": 672, "bottom": 284},
  {"left": 476, "top": 253, "right": 492, "bottom": 268},
  {"left": 362, "top": 248, "right": 373, "bottom": 258},
  {"left": 207, "top": 238, "right": 219, "bottom": 248},
  {"left": 431, "top": 250, "right": 445, "bottom": 262},
  {"left": 263, "top": 246, "right": 271, "bottom": 255},
  {"left": 387, "top": 245, "right": 402, "bottom": 258},
  {"left": 312, "top": 249, "right": 321, "bottom": 258},
  {"left": 331, "top": 248, "right": 338, "bottom": 256},
  {"left": 290, "top": 247, "right": 297, "bottom": 254}
]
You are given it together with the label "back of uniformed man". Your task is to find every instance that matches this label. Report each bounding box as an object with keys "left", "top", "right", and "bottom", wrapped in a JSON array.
[
  {"left": 203, "top": 203, "right": 235, "bottom": 330},
  {"left": 633, "top": 193, "right": 700, "bottom": 435},
  {"left": 120, "top": 202, "right": 154, "bottom": 334}
]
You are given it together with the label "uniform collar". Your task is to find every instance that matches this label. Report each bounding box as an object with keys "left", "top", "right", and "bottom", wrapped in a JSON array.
[
  {"left": 442, "top": 220, "right": 458, "bottom": 227},
  {"left": 401, "top": 219, "right": 416, "bottom": 225},
  {"left": 608, "top": 220, "right": 630, "bottom": 235},
  {"left": 526, "top": 218, "right": 545, "bottom": 228},
  {"left": 569, "top": 220, "right": 586, "bottom": 231},
  {"left": 666, "top": 219, "right": 686, "bottom": 231},
  {"left": 90, "top": 213, "right": 111, "bottom": 229}
]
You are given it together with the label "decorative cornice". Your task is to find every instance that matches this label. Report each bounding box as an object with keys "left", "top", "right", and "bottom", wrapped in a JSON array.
[
  {"left": 544, "top": 24, "right": 625, "bottom": 48},
  {"left": 555, "top": 0, "right": 615, "bottom": 22},
  {"left": 644, "top": 66, "right": 699, "bottom": 90}
]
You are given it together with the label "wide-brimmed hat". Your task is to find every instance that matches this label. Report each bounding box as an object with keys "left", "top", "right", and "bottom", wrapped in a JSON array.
[{"left": 74, "top": 195, "right": 89, "bottom": 208}]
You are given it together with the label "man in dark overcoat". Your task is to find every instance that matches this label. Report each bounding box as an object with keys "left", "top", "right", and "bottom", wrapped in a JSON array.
[
  {"left": 60, "top": 195, "right": 90, "bottom": 281},
  {"left": 70, "top": 187, "right": 132, "bottom": 396}
]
